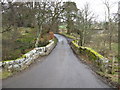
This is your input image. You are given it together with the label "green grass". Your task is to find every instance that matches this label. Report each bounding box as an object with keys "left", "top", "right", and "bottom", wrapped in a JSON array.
[
  {"left": 3, "top": 27, "right": 36, "bottom": 61},
  {"left": 0, "top": 70, "right": 12, "bottom": 79}
]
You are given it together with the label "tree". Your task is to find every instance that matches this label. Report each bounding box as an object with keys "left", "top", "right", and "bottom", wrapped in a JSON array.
[
  {"left": 76, "top": 3, "right": 95, "bottom": 46},
  {"left": 63, "top": 1, "right": 78, "bottom": 34},
  {"left": 2, "top": 0, "right": 21, "bottom": 60},
  {"left": 34, "top": 1, "right": 48, "bottom": 47},
  {"left": 48, "top": 1, "right": 64, "bottom": 33},
  {"left": 118, "top": 1, "right": 120, "bottom": 61},
  {"left": 103, "top": 0, "right": 115, "bottom": 50}
]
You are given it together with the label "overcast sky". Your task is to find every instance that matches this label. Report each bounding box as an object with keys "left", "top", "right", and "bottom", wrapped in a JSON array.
[
  {"left": 3, "top": 0, "right": 119, "bottom": 21},
  {"left": 62, "top": 0, "right": 119, "bottom": 21}
]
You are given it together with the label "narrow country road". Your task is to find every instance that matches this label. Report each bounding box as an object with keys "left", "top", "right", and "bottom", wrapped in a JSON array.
[{"left": 3, "top": 34, "right": 110, "bottom": 88}]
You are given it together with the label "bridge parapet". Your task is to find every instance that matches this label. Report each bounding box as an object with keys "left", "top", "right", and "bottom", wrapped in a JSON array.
[{"left": 1, "top": 39, "right": 56, "bottom": 72}]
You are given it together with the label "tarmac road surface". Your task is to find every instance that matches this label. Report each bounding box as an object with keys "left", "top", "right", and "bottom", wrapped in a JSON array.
[{"left": 3, "top": 34, "right": 110, "bottom": 88}]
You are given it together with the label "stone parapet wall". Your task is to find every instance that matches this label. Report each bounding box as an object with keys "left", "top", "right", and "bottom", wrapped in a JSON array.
[{"left": 1, "top": 40, "right": 56, "bottom": 71}]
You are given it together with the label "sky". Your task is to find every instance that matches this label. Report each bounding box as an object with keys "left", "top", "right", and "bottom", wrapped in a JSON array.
[
  {"left": 2, "top": 0, "right": 119, "bottom": 21},
  {"left": 62, "top": 0, "right": 119, "bottom": 21}
]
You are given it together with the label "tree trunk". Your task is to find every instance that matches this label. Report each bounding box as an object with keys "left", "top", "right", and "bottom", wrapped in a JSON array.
[
  {"left": 35, "top": 25, "right": 42, "bottom": 48},
  {"left": 78, "top": 31, "right": 83, "bottom": 46},
  {"left": 109, "top": 34, "right": 112, "bottom": 50}
]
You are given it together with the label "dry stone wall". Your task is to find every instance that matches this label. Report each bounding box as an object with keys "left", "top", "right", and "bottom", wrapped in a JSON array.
[{"left": 1, "top": 40, "right": 56, "bottom": 71}]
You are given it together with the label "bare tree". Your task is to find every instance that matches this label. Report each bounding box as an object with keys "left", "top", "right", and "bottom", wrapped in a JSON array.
[
  {"left": 118, "top": 1, "right": 120, "bottom": 60},
  {"left": 103, "top": 0, "right": 115, "bottom": 50},
  {"left": 76, "top": 3, "right": 95, "bottom": 46},
  {"left": 48, "top": 1, "right": 61, "bottom": 32},
  {"left": 63, "top": 1, "right": 78, "bottom": 34},
  {"left": 35, "top": 1, "right": 48, "bottom": 47}
]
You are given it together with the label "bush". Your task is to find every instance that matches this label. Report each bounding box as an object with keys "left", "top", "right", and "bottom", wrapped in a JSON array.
[{"left": 38, "top": 41, "right": 49, "bottom": 47}]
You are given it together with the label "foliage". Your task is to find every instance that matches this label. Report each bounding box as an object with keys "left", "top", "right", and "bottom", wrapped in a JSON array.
[
  {"left": 38, "top": 32, "right": 54, "bottom": 47},
  {"left": 38, "top": 40, "right": 49, "bottom": 47},
  {"left": 49, "top": 32, "right": 54, "bottom": 40}
]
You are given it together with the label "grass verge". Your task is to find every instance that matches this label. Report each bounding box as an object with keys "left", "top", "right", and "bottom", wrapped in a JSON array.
[{"left": 0, "top": 70, "right": 12, "bottom": 79}]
